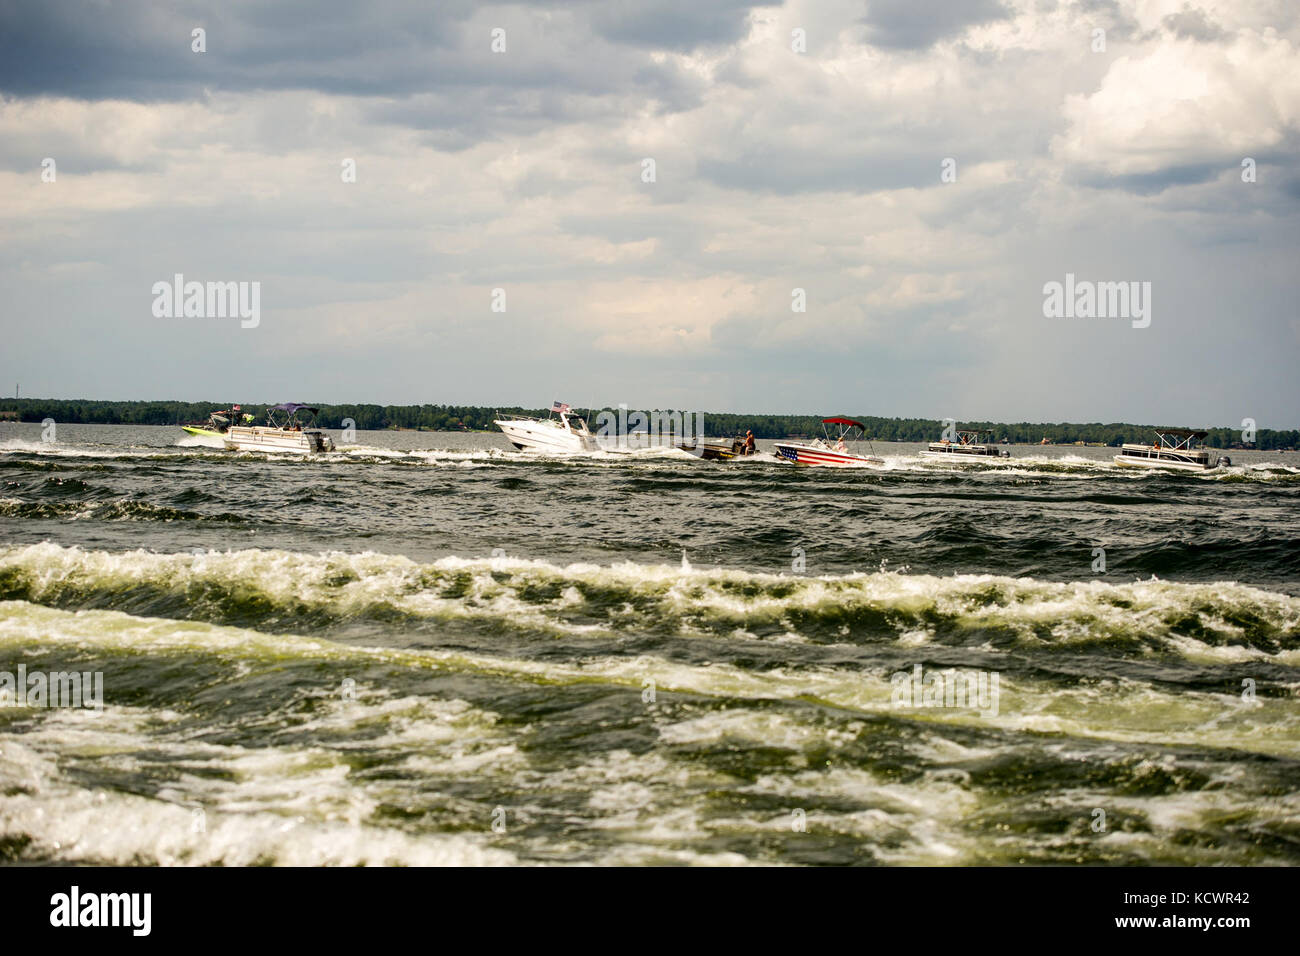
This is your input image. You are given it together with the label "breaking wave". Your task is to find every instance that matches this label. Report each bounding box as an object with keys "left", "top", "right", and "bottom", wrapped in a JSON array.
[{"left": 1, "top": 543, "right": 1295, "bottom": 658}]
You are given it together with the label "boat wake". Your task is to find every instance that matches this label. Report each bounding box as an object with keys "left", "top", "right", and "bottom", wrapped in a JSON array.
[
  {"left": 2, "top": 543, "right": 1295, "bottom": 660},
  {"left": 2, "top": 543, "right": 1297, "bottom": 867},
  {"left": 4, "top": 438, "right": 1297, "bottom": 479},
  {"left": 176, "top": 435, "right": 225, "bottom": 449}
]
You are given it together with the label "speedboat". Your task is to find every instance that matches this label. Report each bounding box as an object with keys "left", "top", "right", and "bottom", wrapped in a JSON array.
[
  {"left": 1114, "top": 429, "right": 1228, "bottom": 472},
  {"left": 676, "top": 435, "right": 759, "bottom": 460},
  {"left": 224, "top": 403, "right": 336, "bottom": 454},
  {"left": 181, "top": 406, "right": 249, "bottom": 439},
  {"left": 495, "top": 402, "right": 596, "bottom": 454},
  {"left": 922, "top": 428, "right": 1011, "bottom": 461},
  {"left": 773, "top": 418, "right": 885, "bottom": 467}
]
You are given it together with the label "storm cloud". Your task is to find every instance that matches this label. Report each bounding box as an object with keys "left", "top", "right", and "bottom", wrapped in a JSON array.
[{"left": 0, "top": 0, "right": 1296, "bottom": 427}]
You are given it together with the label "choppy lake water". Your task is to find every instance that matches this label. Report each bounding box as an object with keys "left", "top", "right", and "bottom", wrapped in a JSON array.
[{"left": 1, "top": 422, "right": 1297, "bottom": 865}]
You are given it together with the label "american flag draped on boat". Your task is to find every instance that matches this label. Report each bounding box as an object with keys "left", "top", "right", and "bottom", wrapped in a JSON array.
[{"left": 552, "top": 401, "right": 570, "bottom": 413}]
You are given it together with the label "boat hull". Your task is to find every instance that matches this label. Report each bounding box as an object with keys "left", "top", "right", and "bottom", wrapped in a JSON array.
[
  {"left": 676, "top": 440, "right": 757, "bottom": 461},
  {"left": 495, "top": 419, "right": 595, "bottom": 454},
  {"left": 1113, "top": 454, "right": 1216, "bottom": 472},
  {"left": 224, "top": 426, "right": 334, "bottom": 454},
  {"left": 773, "top": 442, "right": 883, "bottom": 467},
  {"left": 921, "top": 445, "right": 1010, "bottom": 461}
]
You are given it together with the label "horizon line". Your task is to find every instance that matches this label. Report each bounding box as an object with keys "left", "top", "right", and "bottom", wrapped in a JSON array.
[{"left": 1, "top": 396, "right": 1294, "bottom": 433}]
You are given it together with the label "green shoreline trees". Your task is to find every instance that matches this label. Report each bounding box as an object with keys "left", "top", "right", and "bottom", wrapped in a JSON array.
[{"left": 0, "top": 399, "right": 1293, "bottom": 449}]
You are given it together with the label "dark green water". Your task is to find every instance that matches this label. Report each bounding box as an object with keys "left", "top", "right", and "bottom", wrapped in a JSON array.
[{"left": 0, "top": 423, "right": 1297, "bottom": 865}]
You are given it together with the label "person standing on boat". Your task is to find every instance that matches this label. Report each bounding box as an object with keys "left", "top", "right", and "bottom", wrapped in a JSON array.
[{"left": 744, "top": 430, "right": 756, "bottom": 454}]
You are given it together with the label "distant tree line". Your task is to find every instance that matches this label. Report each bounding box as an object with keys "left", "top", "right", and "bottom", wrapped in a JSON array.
[
  {"left": 691, "top": 415, "right": 1296, "bottom": 450},
  {"left": 0, "top": 399, "right": 1294, "bottom": 449}
]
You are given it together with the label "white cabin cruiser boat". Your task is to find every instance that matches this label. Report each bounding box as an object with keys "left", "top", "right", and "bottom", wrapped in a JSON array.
[
  {"left": 922, "top": 428, "right": 1011, "bottom": 461},
  {"left": 773, "top": 418, "right": 885, "bottom": 467},
  {"left": 224, "top": 403, "right": 336, "bottom": 454},
  {"left": 495, "top": 402, "right": 597, "bottom": 454},
  {"left": 1114, "top": 429, "right": 1228, "bottom": 472}
]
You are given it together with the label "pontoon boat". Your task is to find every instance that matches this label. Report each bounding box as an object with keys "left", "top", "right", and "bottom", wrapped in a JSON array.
[
  {"left": 922, "top": 428, "right": 1011, "bottom": 461},
  {"left": 1114, "top": 429, "right": 1228, "bottom": 472},
  {"left": 773, "top": 418, "right": 885, "bottom": 467},
  {"left": 224, "top": 403, "right": 336, "bottom": 454}
]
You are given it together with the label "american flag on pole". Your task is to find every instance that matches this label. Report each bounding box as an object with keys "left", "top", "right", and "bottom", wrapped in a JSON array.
[{"left": 552, "top": 401, "right": 570, "bottom": 413}]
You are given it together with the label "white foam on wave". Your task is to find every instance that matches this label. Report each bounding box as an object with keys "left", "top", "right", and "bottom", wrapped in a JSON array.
[
  {"left": 748, "top": 766, "right": 979, "bottom": 863},
  {"left": 3, "top": 598, "right": 1298, "bottom": 865},
  {"left": 341, "top": 444, "right": 410, "bottom": 459},
  {"left": 3, "top": 542, "right": 1298, "bottom": 659},
  {"left": 0, "top": 706, "right": 515, "bottom": 866},
  {"left": 0, "top": 439, "right": 168, "bottom": 459},
  {"left": 6, "top": 432, "right": 1297, "bottom": 479},
  {"left": 644, "top": 709, "right": 992, "bottom": 864},
  {"left": 2, "top": 599, "right": 1296, "bottom": 758},
  {"left": 175, "top": 435, "right": 225, "bottom": 450}
]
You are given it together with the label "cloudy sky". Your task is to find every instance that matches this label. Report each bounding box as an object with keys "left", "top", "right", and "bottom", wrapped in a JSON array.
[{"left": 1, "top": 0, "right": 1297, "bottom": 426}]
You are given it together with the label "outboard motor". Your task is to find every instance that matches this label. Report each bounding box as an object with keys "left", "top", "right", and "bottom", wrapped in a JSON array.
[{"left": 1220, "top": 456, "right": 1231, "bottom": 467}]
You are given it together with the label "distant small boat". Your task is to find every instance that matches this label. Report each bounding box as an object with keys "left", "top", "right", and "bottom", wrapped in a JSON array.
[
  {"left": 495, "top": 402, "right": 596, "bottom": 454},
  {"left": 1114, "top": 429, "right": 1228, "bottom": 472},
  {"left": 922, "top": 428, "right": 1011, "bottom": 461},
  {"left": 224, "top": 403, "right": 335, "bottom": 454},
  {"left": 773, "top": 418, "right": 884, "bottom": 467}
]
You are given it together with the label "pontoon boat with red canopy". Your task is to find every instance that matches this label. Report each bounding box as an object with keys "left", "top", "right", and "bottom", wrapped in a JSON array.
[{"left": 773, "top": 418, "right": 885, "bottom": 467}]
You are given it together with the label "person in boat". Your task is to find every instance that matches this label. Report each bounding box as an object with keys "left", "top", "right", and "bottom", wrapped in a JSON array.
[
  {"left": 744, "top": 430, "right": 756, "bottom": 454},
  {"left": 835, "top": 436, "right": 847, "bottom": 452}
]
